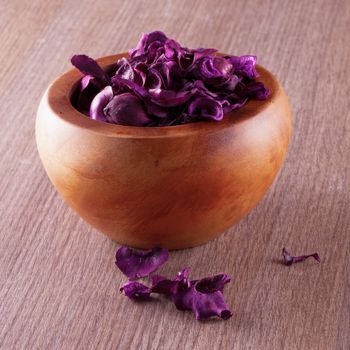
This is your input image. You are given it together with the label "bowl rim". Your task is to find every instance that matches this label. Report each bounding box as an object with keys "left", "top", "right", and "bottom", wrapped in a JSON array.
[{"left": 44, "top": 53, "right": 281, "bottom": 139}]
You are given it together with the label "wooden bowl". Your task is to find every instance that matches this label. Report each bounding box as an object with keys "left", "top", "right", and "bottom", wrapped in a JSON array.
[{"left": 36, "top": 54, "right": 292, "bottom": 249}]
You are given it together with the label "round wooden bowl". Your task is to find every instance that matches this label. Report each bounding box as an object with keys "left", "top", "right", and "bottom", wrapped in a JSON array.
[{"left": 36, "top": 54, "right": 292, "bottom": 249}]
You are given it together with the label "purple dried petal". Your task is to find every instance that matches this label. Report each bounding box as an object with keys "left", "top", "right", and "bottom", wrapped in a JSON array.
[
  {"left": 120, "top": 281, "right": 152, "bottom": 300},
  {"left": 192, "top": 80, "right": 219, "bottom": 98},
  {"left": 151, "top": 61, "right": 182, "bottom": 90},
  {"left": 145, "top": 68, "right": 164, "bottom": 89},
  {"left": 227, "top": 55, "right": 258, "bottom": 79},
  {"left": 188, "top": 96, "right": 223, "bottom": 121},
  {"left": 151, "top": 269, "right": 232, "bottom": 321},
  {"left": 212, "top": 57, "right": 233, "bottom": 78},
  {"left": 129, "top": 31, "right": 168, "bottom": 59},
  {"left": 133, "top": 63, "right": 148, "bottom": 86},
  {"left": 73, "top": 75, "right": 101, "bottom": 112},
  {"left": 115, "top": 246, "right": 169, "bottom": 280},
  {"left": 178, "top": 51, "right": 195, "bottom": 71},
  {"left": 192, "top": 48, "right": 218, "bottom": 60},
  {"left": 152, "top": 268, "right": 193, "bottom": 311},
  {"left": 145, "top": 41, "right": 165, "bottom": 64},
  {"left": 191, "top": 286, "right": 232, "bottom": 320},
  {"left": 282, "top": 247, "right": 321, "bottom": 266},
  {"left": 104, "top": 93, "right": 152, "bottom": 126},
  {"left": 150, "top": 275, "right": 172, "bottom": 294},
  {"left": 195, "top": 274, "right": 231, "bottom": 293},
  {"left": 164, "top": 39, "right": 182, "bottom": 59},
  {"left": 72, "top": 31, "right": 270, "bottom": 127},
  {"left": 171, "top": 280, "right": 194, "bottom": 311},
  {"left": 179, "top": 47, "right": 217, "bottom": 71},
  {"left": 222, "top": 99, "right": 247, "bottom": 113},
  {"left": 173, "top": 276, "right": 232, "bottom": 320},
  {"left": 71, "top": 54, "right": 110, "bottom": 85},
  {"left": 219, "top": 91, "right": 248, "bottom": 113},
  {"left": 115, "top": 57, "right": 135, "bottom": 81},
  {"left": 89, "top": 86, "right": 113, "bottom": 121},
  {"left": 111, "top": 75, "right": 150, "bottom": 100},
  {"left": 198, "top": 56, "right": 232, "bottom": 82},
  {"left": 81, "top": 75, "right": 94, "bottom": 91},
  {"left": 151, "top": 268, "right": 190, "bottom": 296},
  {"left": 112, "top": 76, "right": 171, "bottom": 118},
  {"left": 169, "top": 273, "right": 232, "bottom": 317},
  {"left": 111, "top": 76, "right": 171, "bottom": 118},
  {"left": 237, "top": 81, "right": 270, "bottom": 100},
  {"left": 150, "top": 88, "right": 195, "bottom": 107},
  {"left": 213, "top": 74, "right": 241, "bottom": 92}
]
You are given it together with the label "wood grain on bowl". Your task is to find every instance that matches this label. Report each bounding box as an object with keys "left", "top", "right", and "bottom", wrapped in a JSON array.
[{"left": 36, "top": 54, "right": 291, "bottom": 249}]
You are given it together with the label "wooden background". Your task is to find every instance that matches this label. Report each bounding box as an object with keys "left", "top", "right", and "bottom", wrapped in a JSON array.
[{"left": 0, "top": 0, "right": 349, "bottom": 349}]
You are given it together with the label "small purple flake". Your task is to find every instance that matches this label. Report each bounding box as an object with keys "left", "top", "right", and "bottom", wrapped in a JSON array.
[
  {"left": 282, "top": 247, "right": 321, "bottom": 266},
  {"left": 115, "top": 246, "right": 169, "bottom": 280},
  {"left": 120, "top": 281, "right": 152, "bottom": 300}
]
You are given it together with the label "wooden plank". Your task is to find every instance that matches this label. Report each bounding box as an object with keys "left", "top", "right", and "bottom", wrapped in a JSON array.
[{"left": 0, "top": 0, "right": 349, "bottom": 349}]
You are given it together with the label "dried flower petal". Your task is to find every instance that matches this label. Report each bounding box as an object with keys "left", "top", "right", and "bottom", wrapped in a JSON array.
[
  {"left": 115, "top": 246, "right": 169, "bottom": 280},
  {"left": 129, "top": 31, "right": 168, "bottom": 59},
  {"left": 90, "top": 86, "right": 113, "bottom": 121},
  {"left": 195, "top": 273, "right": 231, "bottom": 293},
  {"left": 72, "top": 31, "right": 270, "bottom": 126},
  {"left": 81, "top": 75, "right": 95, "bottom": 91},
  {"left": 237, "top": 81, "right": 270, "bottom": 100},
  {"left": 120, "top": 281, "right": 151, "bottom": 300},
  {"left": 150, "top": 88, "right": 195, "bottom": 107},
  {"left": 188, "top": 96, "right": 223, "bottom": 121},
  {"left": 73, "top": 75, "right": 98, "bottom": 112},
  {"left": 115, "top": 58, "right": 135, "bottom": 81},
  {"left": 191, "top": 285, "right": 232, "bottom": 320},
  {"left": 195, "top": 56, "right": 233, "bottom": 83},
  {"left": 151, "top": 269, "right": 232, "bottom": 320},
  {"left": 282, "top": 247, "right": 321, "bottom": 266},
  {"left": 227, "top": 55, "right": 258, "bottom": 79},
  {"left": 151, "top": 268, "right": 190, "bottom": 296},
  {"left": 104, "top": 93, "right": 152, "bottom": 126},
  {"left": 71, "top": 54, "right": 110, "bottom": 85}
]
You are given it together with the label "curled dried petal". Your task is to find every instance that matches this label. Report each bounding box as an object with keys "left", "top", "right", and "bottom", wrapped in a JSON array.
[
  {"left": 188, "top": 96, "right": 223, "bottom": 121},
  {"left": 90, "top": 86, "right": 113, "bottom": 121},
  {"left": 115, "top": 246, "right": 169, "bottom": 280},
  {"left": 115, "top": 58, "right": 135, "bottom": 81},
  {"left": 227, "top": 55, "right": 258, "bottom": 79},
  {"left": 172, "top": 274, "right": 232, "bottom": 320},
  {"left": 150, "top": 88, "right": 195, "bottom": 107},
  {"left": 104, "top": 93, "right": 152, "bottom": 126},
  {"left": 237, "top": 81, "right": 270, "bottom": 100},
  {"left": 151, "top": 268, "right": 190, "bottom": 296},
  {"left": 72, "top": 75, "right": 101, "bottom": 112},
  {"left": 191, "top": 286, "right": 232, "bottom": 320},
  {"left": 120, "top": 281, "right": 152, "bottom": 300},
  {"left": 282, "top": 247, "right": 321, "bottom": 266},
  {"left": 195, "top": 274, "right": 231, "bottom": 293},
  {"left": 71, "top": 54, "right": 110, "bottom": 85},
  {"left": 198, "top": 56, "right": 233, "bottom": 82},
  {"left": 151, "top": 269, "right": 232, "bottom": 321},
  {"left": 72, "top": 31, "right": 269, "bottom": 126},
  {"left": 129, "top": 31, "right": 168, "bottom": 59}
]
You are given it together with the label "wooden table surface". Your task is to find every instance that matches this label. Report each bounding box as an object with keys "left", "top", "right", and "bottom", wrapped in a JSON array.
[{"left": 1, "top": 0, "right": 349, "bottom": 349}]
